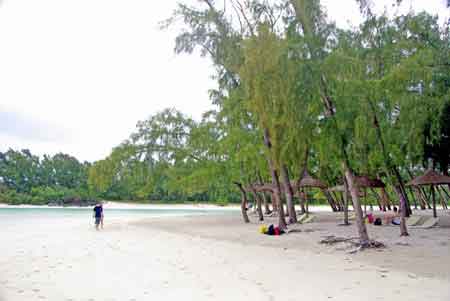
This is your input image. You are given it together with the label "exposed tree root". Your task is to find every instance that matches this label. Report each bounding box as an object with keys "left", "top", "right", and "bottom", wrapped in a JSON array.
[
  {"left": 320, "top": 236, "right": 359, "bottom": 245},
  {"left": 320, "top": 235, "right": 386, "bottom": 253}
]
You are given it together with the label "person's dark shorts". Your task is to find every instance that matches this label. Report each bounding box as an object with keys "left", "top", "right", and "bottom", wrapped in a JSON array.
[{"left": 95, "top": 217, "right": 101, "bottom": 225}]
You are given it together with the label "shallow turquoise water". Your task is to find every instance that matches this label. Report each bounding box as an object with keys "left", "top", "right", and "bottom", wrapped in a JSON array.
[{"left": 0, "top": 207, "right": 236, "bottom": 221}]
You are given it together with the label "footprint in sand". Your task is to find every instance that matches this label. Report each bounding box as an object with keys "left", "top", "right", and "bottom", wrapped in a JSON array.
[
  {"left": 32, "top": 288, "right": 40, "bottom": 293},
  {"left": 400, "top": 283, "right": 409, "bottom": 287},
  {"left": 38, "top": 296, "right": 46, "bottom": 299},
  {"left": 17, "top": 289, "right": 24, "bottom": 294}
]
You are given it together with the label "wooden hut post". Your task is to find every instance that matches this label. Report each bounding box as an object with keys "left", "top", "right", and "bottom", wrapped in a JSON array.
[
  {"left": 305, "top": 189, "right": 309, "bottom": 215},
  {"left": 408, "top": 187, "right": 418, "bottom": 210},
  {"left": 436, "top": 186, "right": 448, "bottom": 210},
  {"left": 432, "top": 185, "right": 437, "bottom": 218},
  {"left": 298, "top": 189, "right": 307, "bottom": 214}
]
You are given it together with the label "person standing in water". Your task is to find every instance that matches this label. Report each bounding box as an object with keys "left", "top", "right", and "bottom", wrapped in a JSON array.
[{"left": 93, "top": 203, "right": 104, "bottom": 230}]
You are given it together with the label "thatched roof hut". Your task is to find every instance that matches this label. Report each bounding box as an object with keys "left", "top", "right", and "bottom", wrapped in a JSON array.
[
  {"left": 297, "top": 171, "right": 327, "bottom": 189},
  {"left": 247, "top": 183, "right": 276, "bottom": 193},
  {"left": 328, "top": 176, "right": 385, "bottom": 191},
  {"left": 406, "top": 169, "right": 450, "bottom": 218},
  {"left": 406, "top": 169, "right": 450, "bottom": 186},
  {"left": 354, "top": 176, "right": 386, "bottom": 188}
]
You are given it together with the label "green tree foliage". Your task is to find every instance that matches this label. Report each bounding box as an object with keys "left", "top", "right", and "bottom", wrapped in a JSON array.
[{"left": 0, "top": 149, "right": 91, "bottom": 204}]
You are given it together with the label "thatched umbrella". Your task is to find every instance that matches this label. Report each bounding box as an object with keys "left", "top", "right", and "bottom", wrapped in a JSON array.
[
  {"left": 298, "top": 171, "right": 327, "bottom": 189},
  {"left": 329, "top": 176, "right": 387, "bottom": 225},
  {"left": 355, "top": 176, "right": 386, "bottom": 189},
  {"left": 406, "top": 169, "right": 450, "bottom": 218},
  {"left": 297, "top": 171, "right": 330, "bottom": 213},
  {"left": 354, "top": 176, "right": 386, "bottom": 214},
  {"left": 248, "top": 183, "right": 276, "bottom": 193}
]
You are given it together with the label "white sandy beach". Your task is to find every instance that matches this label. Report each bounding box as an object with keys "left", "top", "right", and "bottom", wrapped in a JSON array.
[{"left": 0, "top": 207, "right": 449, "bottom": 301}]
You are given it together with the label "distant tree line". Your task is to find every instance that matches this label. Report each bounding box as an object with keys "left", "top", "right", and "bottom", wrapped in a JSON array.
[{"left": 0, "top": 149, "right": 93, "bottom": 205}]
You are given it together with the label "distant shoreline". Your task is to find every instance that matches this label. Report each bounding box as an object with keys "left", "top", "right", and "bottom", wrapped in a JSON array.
[{"left": 0, "top": 201, "right": 241, "bottom": 210}]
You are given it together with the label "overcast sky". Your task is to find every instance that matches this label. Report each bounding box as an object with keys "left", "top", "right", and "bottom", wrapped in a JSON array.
[{"left": 0, "top": 0, "right": 449, "bottom": 162}]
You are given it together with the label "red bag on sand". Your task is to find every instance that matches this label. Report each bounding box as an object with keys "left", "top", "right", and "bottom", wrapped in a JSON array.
[
  {"left": 367, "top": 213, "right": 374, "bottom": 224},
  {"left": 274, "top": 227, "right": 280, "bottom": 236}
]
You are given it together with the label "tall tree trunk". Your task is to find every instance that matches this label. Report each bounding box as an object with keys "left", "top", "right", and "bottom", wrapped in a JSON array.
[
  {"left": 370, "top": 188, "right": 383, "bottom": 210},
  {"left": 413, "top": 186, "right": 427, "bottom": 210},
  {"left": 419, "top": 186, "right": 433, "bottom": 209},
  {"left": 234, "top": 182, "right": 249, "bottom": 223},
  {"left": 322, "top": 189, "right": 338, "bottom": 212},
  {"left": 392, "top": 166, "right": 412, "bottom": 217},
  {"left": 263, "top": 128, "right": 287, "bottom": 229},
  {"left": 297, "top": 145, "right": 309, "bottom": 215},
  {"left": 343, "top": 177, "right": 349, "bottom": 225},
  {"left": 368, "top": 100, "right": 412, "bottom": 217},
  {"left": 250, "top": 185, "right": 264, "bottom": 221},
  {"left": 281, "top": 164, "right": 297, "bottom": 223},
  {"left": 332, "top": 191, "right": 344, "bottom": 211},
  {"left": 407, "top": 187, "right": 419, "bottom": 210},
  {"left": 380, "top": 187, "right": 391, "bottom": 211},
  {"left": 271, "top": 192, "right": 278, "bottom": 212},
  {"left": 344, "top": 165, "right": 370, "bottom": 246},
  {"left": 257, "top": 171, "right": 271, "bottom": 214},
  {"left": 394, "top": 186, "right": 409, "bottom": 236},
  {"left": 363, "top": 189, "right": 367, "bottom": 216},
  {"left": 261, "top": 192, "right": 271, "bottom": 214}
]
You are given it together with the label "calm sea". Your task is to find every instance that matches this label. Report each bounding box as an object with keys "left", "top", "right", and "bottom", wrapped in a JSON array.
[{"left": 0, "top": 206, "right": 237, "bottom": 222}]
